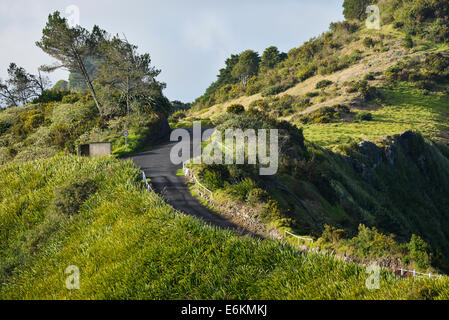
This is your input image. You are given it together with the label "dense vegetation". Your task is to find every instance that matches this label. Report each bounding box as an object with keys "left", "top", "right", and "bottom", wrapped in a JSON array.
[
  {"left": 0, "top": 11, "right": 174, "bottom": 164},
  {"left": 2, "top": 0, "right": 449, "bottom": 300},
  {"left": 1, "top": 155, "right": 449, "bottom": 300},
  {"left": 180, "top": 0, "right": 449, "bottom": 274}
]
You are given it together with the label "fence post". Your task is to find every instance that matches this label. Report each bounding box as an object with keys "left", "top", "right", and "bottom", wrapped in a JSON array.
[
  {"left": 429, "top": 273, "right": 432, "bottom": 279},
  {"left": 413, "top": 270, "right": 416, "bottom": 277},
  {"left": 400, "top": 268, "right": 404, "bottom": 276}
]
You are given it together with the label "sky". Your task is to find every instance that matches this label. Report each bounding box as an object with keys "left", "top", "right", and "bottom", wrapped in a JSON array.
[{"left": 0, "top": 0, "right": 344, "bottom": 102}]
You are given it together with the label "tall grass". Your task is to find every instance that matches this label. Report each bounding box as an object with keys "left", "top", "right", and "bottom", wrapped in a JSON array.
[{"left": 1, "top": 155, "right": 449, "bottom": 300}]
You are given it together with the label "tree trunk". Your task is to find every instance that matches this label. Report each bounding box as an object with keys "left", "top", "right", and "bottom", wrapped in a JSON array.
[{"left": 72, "top": 48, "right": 103, "bottom": 116}]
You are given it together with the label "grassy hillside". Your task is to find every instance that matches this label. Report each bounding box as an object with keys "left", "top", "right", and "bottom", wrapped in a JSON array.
[
  {"left": 177, "top": 0, "right": 449, "bottom": 273},
  {"left": 1, "top": 155, "right": 449, "bottom": 300},
  {"left": 0, "top": 94, "right": 168, "bottom": 165}
]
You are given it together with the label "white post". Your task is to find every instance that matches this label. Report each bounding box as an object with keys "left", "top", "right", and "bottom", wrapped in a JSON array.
[
  {"left": 429, "top": 273, "right": 432, "bottom": 279},
  {"left": 413, "top": 270, "right": 416, "bottom": 277},
  {"left": 400, "top": 268, "right": 404, "bottom": 276}
]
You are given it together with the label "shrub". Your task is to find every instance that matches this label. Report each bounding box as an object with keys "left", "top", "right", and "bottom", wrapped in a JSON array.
[
  {"left": 409, "top": 234, "right": 431, "bottom": 271},
  {"left": 199, "top": 165, "right": 229, "bottom": 191},
  {"left": 10, "top": 109, "right": 45, "bottom": 136},
  {"left": 297, "top": 65, "right": 317, "bottom": 82},
  {"left": 168, "top": 110, "right": 186, "bottom": 122},
  {"left": 263, "top": 200, "right": 282, "bottom": 220},
  {"left": 0, "top": 121, "right": 11, "bottom": 135},
  {"left": 321, "top": 225, "right": 346, "bottom": 244},
  {"left": 226, "top": 104, "right": 245, "bottom": 114},
  {"left": 364, "top": 72, "right": 376, "bottom": 81},
  {"left": 248, "top": 99, "right": 270, "bottom": 112},
  {"left": 347, "top": 80, "right": 378, "bottom": 101},
  {"left": 362, "top": 37, "right": 375, "bottom": 48},
  {"left": 33, "top": 89, "right": 70, "bottom": 104},
  {"left": 231, "top": 178, "right": 257, "bottom": 201},
  {"left": 316, "top": 80, "right": 333, "bottom": 89},
  {"left": 343, "top": 0, "right": 371, "bottom": 20},
  {"left": 403, "top": 35, "right": 414, "bottom": 49},
  {"left": 355, "top": 112, "right": 373, "bottom": 121},
  {"left": 305, "top": 91, "right": 319, "bottom": 98},
  {"left": 261, "top": 84, "right": 288, "bottom": 97},
  {"left": 61, "top": 94, "right": 79, "bottom": 104},
  {"left": 53, "top": 177, "right": 98, "bottom": 216},
  {"left": 246, "top": 188, "right": 269, "bottom": 205}
]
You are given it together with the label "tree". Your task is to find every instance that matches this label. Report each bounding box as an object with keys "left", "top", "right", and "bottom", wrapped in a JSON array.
[
  {"left": 31, "top": 69, "right": 51, "bottom": 96},
  {"left": 204, "top": 54, "right": 240, "bottom": 97},
  {"left": 409, "top": 234, "right": 431, "bottom": 270},
  {"left": 36, "top": 12, "right": 106, "bottom": 115},
  {"left": 343, "top": 0, "right": 371, "bottom": 20},
  {"left": 261, "top": 46, "right": 286, "bottom": 69},
  {"left": 97, "top": 35, "right": 169, "bottom": 118},
  {"left": 231, "top": 50, "right": 260, "bottom": 87},
  {"left": 0, "top": 63, "right": 37, "bottom": 107}
]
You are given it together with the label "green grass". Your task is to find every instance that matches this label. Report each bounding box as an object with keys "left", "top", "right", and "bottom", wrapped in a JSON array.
[
  {"left": 2, "top": 155, "right": 449, "bottom": 299},
  {"left": 302, "top": 85, "right": 449, "bottom": 149},
  {"left": 111, "top": 127, "right": 153, "bottom": 158}
]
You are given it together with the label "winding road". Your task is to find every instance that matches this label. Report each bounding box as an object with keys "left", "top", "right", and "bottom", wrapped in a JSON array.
[{"left": 131, "top": 129, "right": 253, "bottom": 235}]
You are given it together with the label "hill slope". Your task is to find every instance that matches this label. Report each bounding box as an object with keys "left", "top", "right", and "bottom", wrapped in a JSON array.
[
  {"left": 1, "top": 155, "right": 449, "bottom": 300},
  {"left": 176, "top": 0, "right": 449, "bottom": 272}
]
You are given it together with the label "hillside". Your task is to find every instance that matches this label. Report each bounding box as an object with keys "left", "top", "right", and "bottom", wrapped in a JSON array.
[
  {"left": 1, "top": 155, "right": 449, "bottom": 300},
  {"left": 175, "top": 0, "right": 449, "bottom": 273},
  {"left": 1, "top": 0, "right": 449, "bottom": 301}
]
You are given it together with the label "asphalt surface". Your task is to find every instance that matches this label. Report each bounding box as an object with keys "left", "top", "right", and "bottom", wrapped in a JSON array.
[{"left": 131, "top": 129, "right": 252, "bottom": 234}]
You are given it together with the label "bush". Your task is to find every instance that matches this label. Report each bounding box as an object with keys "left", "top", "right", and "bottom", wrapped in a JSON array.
[
  {"left": 226, "top": 104, "right": 245, "bottom": 114},
  {"left": 61, "top": 94, "right": 79, "bottom": 104},
  {"left": 362, "top": 37, "right": 375, "bottom": 48},
  {"left": 305, "top": 91, "right": 319, "bottom": 98},
  {"left": 10, "top": 109, "right": 45, "bottom": 137},
  {"left": 347, "top": 80, "right": 378, "bottom": 101},
  {"left": 168, "top": 110, "right": 186, "bottom": 122},
  {"left": 53, "top": 177, "right": 98, "bottom": 216},
  {"left": 321, "top": 225, "right": 346, "bottom": 244},
  {"left": 263, "top": 200, "right": 282, "bottom": 220},
  {"left": 316, "top": 80, "right": 333, "bottom": 89},
  {"left": 297, "top": 65, "right": 317, "bottom": 82},
  {"left": 409, "top": 234, "right": 431, "bottom": 271},
  {"left": 33, "top": 89, "right": 70, "bottom": 104},
  {"left": 246, "top": 188, "right": 269, "bottom": 205},
  {"left": 199, "top": 165, "right": 230, "bottom": 191},
  {"left": 355, "top": 112, "right": 373, "bottom": 121},
  {"left": 230, "top": 178, "right": 257, "bottom": 201},
  {"left": 0, "top": 121, "right": 11, "bottom": 135},
  {"left": 261, "top": 84, "right": 287, "bottom": 97},
  {"left": 299, "top": 105, "right": 350, "bottom": 124},
  {"left": 403, "top": 35, "right": 414, "bottom": 49}
]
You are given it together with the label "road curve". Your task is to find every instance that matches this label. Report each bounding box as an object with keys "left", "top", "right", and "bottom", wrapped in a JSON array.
[{"left": 130, "top": 129, "right": 254, "bottom": 235}]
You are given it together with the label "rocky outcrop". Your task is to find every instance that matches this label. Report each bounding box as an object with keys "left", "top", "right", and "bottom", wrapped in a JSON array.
[{"left": 356, "top": 131, "right": 424, "bottom": 166}]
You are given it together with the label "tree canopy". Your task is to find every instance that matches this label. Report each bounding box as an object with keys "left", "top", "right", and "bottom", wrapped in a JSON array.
[
  {"left": 231, "top": 50, "right": 260, "bottom": 86},
  {"left": 343, "top": 0, "right": 371, "bottom": 20},
  {"left": 36, "top": 11, "right": 106, "bottom": 115},
  {"left": 261, "top": 46, "right": 286, "bottom": 69},
  {"left": 0, "top": 63, "right": 50, "bottom": 108},
  {"left": 97, "top": 36, "right": 169, "bottom": 117}
]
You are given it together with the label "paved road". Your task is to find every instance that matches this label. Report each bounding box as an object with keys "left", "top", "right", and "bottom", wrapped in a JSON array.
[{"left": 131, "top": 129, "right": 253, "bottom": 235}]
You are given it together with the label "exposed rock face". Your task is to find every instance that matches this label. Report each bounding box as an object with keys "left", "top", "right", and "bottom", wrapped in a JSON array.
[
  {"left": 353, "top": 131, "right": 426, "bottom": 177},
  {"left": 358, "top": 141, "right": 383, "bottom": 169}
]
